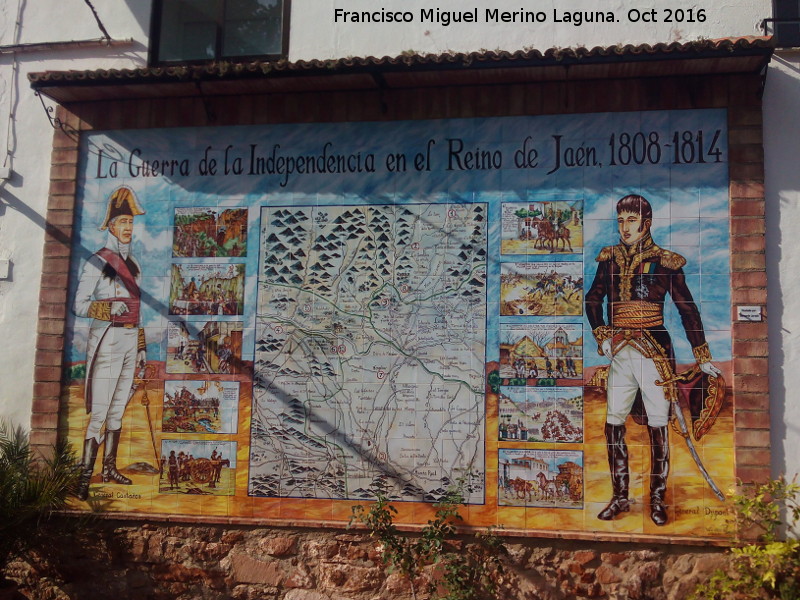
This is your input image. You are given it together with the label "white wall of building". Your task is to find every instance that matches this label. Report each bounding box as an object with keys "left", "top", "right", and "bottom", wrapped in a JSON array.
[
  {"left": 1, "top": 0, "right": 795, "bottom": 481},
  {"left": 764, "top": 49, "right": 800, "bottom": 482},
  {"left": 0, "top": 0, "right": 148, "bottom": 428}
]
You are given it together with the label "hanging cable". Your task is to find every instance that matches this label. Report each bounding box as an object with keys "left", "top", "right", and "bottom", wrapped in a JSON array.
[{"left": 2, "top": 0, "right": 24, "bottom": 171}]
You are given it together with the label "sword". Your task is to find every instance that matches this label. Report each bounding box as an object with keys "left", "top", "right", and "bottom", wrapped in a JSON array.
[
  {"left": 143, "top": 400, "right": 159, "bottom": 468},
  {"left": 129, "top": 365, "right": 160, "bottom": 469},
  {"left": 656, "top": 374, "right": 726, "bottom": 501},
  {"left": 140, "top": 365, "right": 160, "bottom": 467}
]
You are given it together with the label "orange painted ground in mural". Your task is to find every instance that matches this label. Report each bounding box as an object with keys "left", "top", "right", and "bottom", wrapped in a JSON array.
[{"left": 62, "top": 359, "right": 734, "bottom": 539}]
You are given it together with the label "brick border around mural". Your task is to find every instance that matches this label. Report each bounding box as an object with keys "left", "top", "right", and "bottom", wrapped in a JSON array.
[{"left": 31, "top": 73, "right": 769, "bottom": 543}]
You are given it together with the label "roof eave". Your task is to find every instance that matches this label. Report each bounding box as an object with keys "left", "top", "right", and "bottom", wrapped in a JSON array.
[{"left": 29, "top": 37, "right": 775, "bottom": 104}]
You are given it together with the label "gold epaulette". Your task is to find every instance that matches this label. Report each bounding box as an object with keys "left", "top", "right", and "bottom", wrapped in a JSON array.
[
  {"left": 592, "top": 326, "right": 613, "bottom": 343},
  {"left": 658, "top": 249, "right": 687, "bottom": 270},
  {"left": 595, "top": 246, "right": 614, "bottom": 262}
]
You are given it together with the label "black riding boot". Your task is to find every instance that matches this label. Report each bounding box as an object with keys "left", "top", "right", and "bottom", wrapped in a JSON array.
[
  {"left": 76, "top": 437, "right": 99, "bottom": 501},
  {"left": 649, "top": 426, "right": 670, "bottom": 526},
  {"left": 598, "top": 423, "right": 630, "bottom": 520},
  {"left": 101, "top": 429, "right": 132, "bottom": 485}
]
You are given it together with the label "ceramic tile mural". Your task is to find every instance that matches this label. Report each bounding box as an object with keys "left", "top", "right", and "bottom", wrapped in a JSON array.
[{"left": 62, "top": 109, "right": 734, "bottom": 538}]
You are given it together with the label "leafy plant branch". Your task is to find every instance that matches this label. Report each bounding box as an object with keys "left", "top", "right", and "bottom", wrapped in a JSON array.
[
  {"left": 350, "top": 485, "right": 505, "bottom": 600},
  {"left": 692, "top": 476, "right": 800, "bottom": 600}
]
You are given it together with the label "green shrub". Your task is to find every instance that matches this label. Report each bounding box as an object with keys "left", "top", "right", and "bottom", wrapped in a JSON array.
[
  {"left": 692, "top": 477, "right": 800, "bottom": 600},
  {"left": 0, "top": 420, "right": 81, "bottom": 574}
]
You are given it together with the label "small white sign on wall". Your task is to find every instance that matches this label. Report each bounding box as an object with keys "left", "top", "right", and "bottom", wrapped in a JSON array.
[{"left": 737, "top": 305, "right": 763, "bottom": 322}]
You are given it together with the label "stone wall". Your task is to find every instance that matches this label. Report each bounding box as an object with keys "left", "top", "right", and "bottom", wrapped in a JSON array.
[{"left": 5, "top": 521, "right": 730, "bottom": 600}]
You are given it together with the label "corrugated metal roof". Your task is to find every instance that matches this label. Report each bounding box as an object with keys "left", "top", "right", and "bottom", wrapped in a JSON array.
[{"left": 29, "top": 37, "right": 773, "bottom": 103}]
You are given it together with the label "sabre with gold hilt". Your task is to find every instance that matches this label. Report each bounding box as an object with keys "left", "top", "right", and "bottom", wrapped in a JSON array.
[
  {"left": 603, "top": 327, "right": 728, "bottom": 503},
  {"left": 655, "top": 367, "right": 726, "bottom": 502}
]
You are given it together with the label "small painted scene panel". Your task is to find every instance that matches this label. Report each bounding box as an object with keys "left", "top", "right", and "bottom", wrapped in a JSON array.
[
  {"left": 173, "top": 207, "right": 248, "bottom": 257},
  {"left": 169, "top": 263, "right": 245, "bottom": 316},
  {"left": 498, "top": 323, "right": 584, "bottom": 386},
  {"left": 498, "top": 386, "right": 583, "bottom": 443},
  {"left": 499, "top": 261, "right": 583, "bottom": 316},
  {"left": 160, "top": 439, "right": 237, "bottom": 496},
  {"left": 498, "top": 448, "right": 584, "bottom": 509},
  {"left": 500, "top": 200, "right": 584, "bottom": 255},
  {"left": 162, "top": 380, "right": 240, "bottom": 434},
  {"left": 166, "top": 320, "right": 244, "bottom": 375}
]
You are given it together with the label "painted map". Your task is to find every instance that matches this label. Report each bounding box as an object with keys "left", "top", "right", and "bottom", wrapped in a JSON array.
[{"left": 249, "top": 203, "right": 488, "bottom": 502}]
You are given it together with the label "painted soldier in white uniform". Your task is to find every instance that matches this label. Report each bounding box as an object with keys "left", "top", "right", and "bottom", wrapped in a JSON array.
[
  {"left": 585, "top": 194, "right": 721, "bottom": 526},
  {"left": 73, "top": 186, "right": 146, "bottom": 501}
]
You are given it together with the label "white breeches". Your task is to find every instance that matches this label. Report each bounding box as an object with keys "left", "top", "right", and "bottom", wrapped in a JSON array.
[
  {"left": 85, "top": 327, "right": 139, "bottom": 442},
  {"left": 606, "top": 345, "right": 670, "bottom": 428}
]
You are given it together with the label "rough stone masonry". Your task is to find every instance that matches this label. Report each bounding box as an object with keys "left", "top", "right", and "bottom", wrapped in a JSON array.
[{"left": 4, "top": 521, "right": 731, "bottom": 600}]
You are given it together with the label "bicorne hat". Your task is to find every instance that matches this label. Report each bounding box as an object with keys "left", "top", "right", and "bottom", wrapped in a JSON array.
[{"left": 99, "top": 186, "right": 145, "bottom": 231}]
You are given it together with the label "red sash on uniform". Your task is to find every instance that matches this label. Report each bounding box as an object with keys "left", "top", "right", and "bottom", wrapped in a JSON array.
[{"left": 96, "top": 248, "right": 141, "bottom": 324}]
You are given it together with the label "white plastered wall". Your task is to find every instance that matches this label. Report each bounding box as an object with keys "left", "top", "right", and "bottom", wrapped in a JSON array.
[
  {"left": 764, "top": 49, "right": 800, "bottom": 482},
  {"left": 1, "top": 0, "right": 794, "bottom": 482},
  {"left": 0, "top": 0, "right": 149, "bottom": 427}
]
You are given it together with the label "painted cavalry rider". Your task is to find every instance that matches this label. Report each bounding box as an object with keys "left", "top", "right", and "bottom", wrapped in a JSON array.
[
  {"left": 585, "top": 194, "right": 721, "bottom": 526},
  {"left": 73, "top": 186, "right": 146, "bottom": 501}
]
